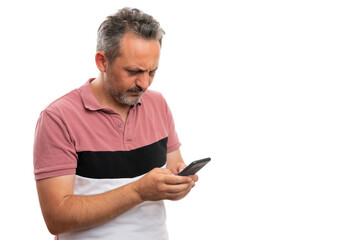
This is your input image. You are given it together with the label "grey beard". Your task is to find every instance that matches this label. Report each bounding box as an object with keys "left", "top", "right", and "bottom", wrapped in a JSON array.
[
  {"left": 106, "top": 84, "right": 144, "bottom": 106},
  {"left": 114, "top": 91, "right": 144, "bottom": 106}
]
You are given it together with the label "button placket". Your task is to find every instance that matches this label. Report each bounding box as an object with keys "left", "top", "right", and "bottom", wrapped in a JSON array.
[
  {"left": 124, "top": 108, "right": 136, "bottom": 142},
  {"left": 111, "top": 114, "right": 124, "bottom": 136}
]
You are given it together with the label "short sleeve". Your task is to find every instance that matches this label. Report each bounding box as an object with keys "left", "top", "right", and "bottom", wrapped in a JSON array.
[
  {"left": 33, "top": 110, "right": 77, "bottom": 180},
  {"left": 164, "top": 100, "right": 181, "bottom": 153}
]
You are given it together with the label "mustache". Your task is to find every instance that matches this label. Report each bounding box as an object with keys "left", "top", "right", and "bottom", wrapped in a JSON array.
[{"left": 127, "top": 86, "right": 144, "bottom": 92}]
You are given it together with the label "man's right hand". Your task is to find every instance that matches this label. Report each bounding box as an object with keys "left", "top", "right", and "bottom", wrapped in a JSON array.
[{"left": 132, "top": 168, "right": 195, "bottom": 201}]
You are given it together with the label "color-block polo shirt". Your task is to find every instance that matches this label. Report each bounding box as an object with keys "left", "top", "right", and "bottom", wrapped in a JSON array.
[{"left": 33, "top": 79, "right": 181, "bottom": 240}]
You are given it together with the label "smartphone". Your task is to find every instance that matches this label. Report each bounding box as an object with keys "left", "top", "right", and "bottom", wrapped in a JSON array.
[{"left": 178, "top": 157, "right": 211, "bottom": 176}]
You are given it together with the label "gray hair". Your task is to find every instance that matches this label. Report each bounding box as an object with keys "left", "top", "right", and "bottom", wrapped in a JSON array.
[{"left": 97, "top": 7, "right": 165, "bottom": 65}]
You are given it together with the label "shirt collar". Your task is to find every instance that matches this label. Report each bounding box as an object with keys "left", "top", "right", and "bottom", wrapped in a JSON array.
[{"left": 79, "top": 78, "right": 142, "bottom": 111}]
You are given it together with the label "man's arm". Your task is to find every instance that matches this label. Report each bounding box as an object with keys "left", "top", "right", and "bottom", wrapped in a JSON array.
[
  {"left": 166, "top": 149, "right": 186, "bottom": 173},
  {"left": 36, "top": 168, "right": 194, "bottom": 235}
]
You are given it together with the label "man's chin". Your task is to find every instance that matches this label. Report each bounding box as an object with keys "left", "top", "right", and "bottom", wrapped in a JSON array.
[{"left": 119, "top": 93, "right": 143, "bottom": 106}]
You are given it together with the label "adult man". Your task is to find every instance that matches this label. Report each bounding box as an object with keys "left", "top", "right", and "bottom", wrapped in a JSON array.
[{"left": 33, "top": 8, "right": 197, "bottom": 240}]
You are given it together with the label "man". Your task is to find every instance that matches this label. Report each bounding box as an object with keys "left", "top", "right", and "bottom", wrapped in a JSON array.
[{"left": 33, "top": 8, "right": 198, "bottom": 240}]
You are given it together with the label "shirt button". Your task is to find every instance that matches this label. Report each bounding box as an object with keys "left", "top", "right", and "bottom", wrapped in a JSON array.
[{"left": 118, "top": 123, "right": 122, "bottom": 128}]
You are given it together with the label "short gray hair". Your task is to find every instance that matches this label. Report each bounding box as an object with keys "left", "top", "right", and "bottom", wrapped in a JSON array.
[{"left": 97, "top": 7, "right": 165, "bottom": 64}]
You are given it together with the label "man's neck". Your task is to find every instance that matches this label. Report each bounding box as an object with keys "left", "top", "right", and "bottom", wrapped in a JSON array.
[{"left": 90, "top": 76, "right": 131, "bottom": 123}]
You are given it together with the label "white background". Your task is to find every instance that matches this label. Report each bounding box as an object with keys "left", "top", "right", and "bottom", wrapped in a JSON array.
[{"left": 0, "top": 0, "right": 359, "bottom": 239}]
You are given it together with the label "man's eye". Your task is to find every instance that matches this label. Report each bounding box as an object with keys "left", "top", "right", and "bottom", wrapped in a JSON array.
[{"left": 149, "top": 70, "right": 156, "bottom": 76}]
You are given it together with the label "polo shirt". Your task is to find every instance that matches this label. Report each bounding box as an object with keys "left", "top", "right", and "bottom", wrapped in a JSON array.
[{"left": 33, "top": 79, "right": 181, "bottom": 240}]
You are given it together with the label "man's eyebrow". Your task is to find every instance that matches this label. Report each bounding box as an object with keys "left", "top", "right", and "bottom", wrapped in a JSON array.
[
  {"left": 124, "top": 66, "right": 158, "bottom": 72},
  {"left": 124, "top": 66, "right": 143, "bottom": 71}
]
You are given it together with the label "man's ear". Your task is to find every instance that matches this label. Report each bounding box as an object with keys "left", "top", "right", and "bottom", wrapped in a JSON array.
[{"left": 95, "top": 51, "right": 108, "bottom": 72}]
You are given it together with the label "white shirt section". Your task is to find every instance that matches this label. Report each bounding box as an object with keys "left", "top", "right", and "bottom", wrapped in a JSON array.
[{"left": 58, "top": 173, "right": 169, "bottom": 240}]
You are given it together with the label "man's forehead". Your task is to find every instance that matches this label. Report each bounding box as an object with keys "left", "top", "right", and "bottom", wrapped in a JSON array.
[
  {"left": 120, "top": 32, "right": 160, "bottom": 54},
  {"left": 116, "top": 33, "right": 160, "bottom": 68}
]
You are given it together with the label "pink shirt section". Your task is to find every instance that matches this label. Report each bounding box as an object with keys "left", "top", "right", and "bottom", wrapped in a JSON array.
[{"left": 33, "top": 79, "right": 181, "bottom": 180}]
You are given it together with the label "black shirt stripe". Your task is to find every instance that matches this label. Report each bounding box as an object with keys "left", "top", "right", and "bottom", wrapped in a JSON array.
[{"left": 76, "top": 138, "right": 168, "bottom": 179}]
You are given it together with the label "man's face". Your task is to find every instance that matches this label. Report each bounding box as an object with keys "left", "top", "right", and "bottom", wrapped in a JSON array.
[{"left": 104, "top": 33, "right": 161, "bottom": 106}]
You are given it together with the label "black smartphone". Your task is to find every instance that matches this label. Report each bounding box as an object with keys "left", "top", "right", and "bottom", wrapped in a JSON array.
[{"left": 178, "top": 157, "right": 211, "bottom": 176}]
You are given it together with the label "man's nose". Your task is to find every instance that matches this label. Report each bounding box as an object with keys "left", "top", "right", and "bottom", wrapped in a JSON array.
[{"left": 136, "top": 72, "right": 150, "bottom": 90}]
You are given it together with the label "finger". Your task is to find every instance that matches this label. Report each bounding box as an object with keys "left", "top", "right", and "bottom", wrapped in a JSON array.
[
  {"left": 170, "top": 167, "right": 178, "bottom": 175},
  {"left": 166, "top": 186, "right": 192, "bottom": 200},
  {"left": 189, "top": 174, "right": 198, "bottom": 182},
  {"left": 176, "top": 163, "right": 187, "bottom": 173},
  {"left": 164, "top": 181, "right": 193, "bottom": 193},
  {"left": 163, "top": 175, "right": 192, "bottom": 185}
]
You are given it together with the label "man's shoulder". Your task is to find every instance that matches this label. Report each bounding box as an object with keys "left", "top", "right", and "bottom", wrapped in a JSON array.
[{"left": 44, "top": 88, "right": 82, "bottom": 116}]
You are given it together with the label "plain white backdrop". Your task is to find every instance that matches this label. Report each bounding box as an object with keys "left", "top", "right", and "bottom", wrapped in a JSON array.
[{"left": 0, "top": 0, "right": 359, "bottom": 239}]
